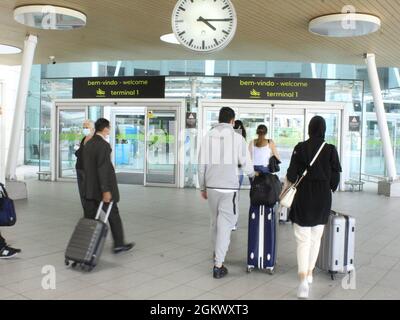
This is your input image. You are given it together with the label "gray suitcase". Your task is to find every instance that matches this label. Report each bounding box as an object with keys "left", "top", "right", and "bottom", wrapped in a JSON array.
[
  {"left": 65, "top": 202, "right": 113, "bottom": 272},
  {"left": 317, "top": 210, "right": 355, "bottom": 280}
]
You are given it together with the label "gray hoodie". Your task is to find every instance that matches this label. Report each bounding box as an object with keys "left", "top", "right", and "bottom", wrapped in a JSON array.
[{"left": 198, "top": 123, "right": 255, "bottom": 191}]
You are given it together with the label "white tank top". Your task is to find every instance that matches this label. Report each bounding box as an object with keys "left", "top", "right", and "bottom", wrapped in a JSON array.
[{"left": 253, "top": 144, "right": 271, "bottom": 167}]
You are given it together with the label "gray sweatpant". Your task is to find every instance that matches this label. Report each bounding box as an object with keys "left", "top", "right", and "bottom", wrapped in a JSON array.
[{"left": 207, "top": 189, "right": 239, "bottom": 267}]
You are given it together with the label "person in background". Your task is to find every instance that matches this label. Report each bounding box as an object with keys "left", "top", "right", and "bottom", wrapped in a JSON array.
[
  {"left": 249, "top": 125, "right": 280, "bottom": 174},
  {"left": 232, "top": 120, "right": 247, "bottom": 231},
  {"left": 285, "top": 116, "right": 342, "bottom": 299},
  {"left": 83, "top": 118, "right": 135, "bottom": 254},
  {"left": 198, "top": 107, "right": 256, "bottom": 279},
  {"left": 75, "top": 120, "right": 95, "bottom": 211},
  {"left": 0, "top": 232, "right": 20, "bottom": 259}
]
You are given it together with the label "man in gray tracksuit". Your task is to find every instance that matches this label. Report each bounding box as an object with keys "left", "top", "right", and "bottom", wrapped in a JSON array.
[{"left": 198, "top": 107, "right": 255, "bottom": 279}]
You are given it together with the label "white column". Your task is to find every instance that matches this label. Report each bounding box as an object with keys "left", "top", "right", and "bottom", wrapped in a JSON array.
[
  {"left": 365, "top": 53, "right": 397, "bottom": 180},
  {"left": 6, "top": 34, "right": 38, "bottom": 180}
]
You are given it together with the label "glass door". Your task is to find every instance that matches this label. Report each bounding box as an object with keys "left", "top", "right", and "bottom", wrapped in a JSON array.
[
  {"left": 237, "top": 108, "right": 271, "bottom": 142},
  {"left": 273, "top": 110, "right": 305, "bottom": 178},
  {"left": 306, "top": 110, "right": 341, "bottom": 147},
  {"left": 204, "top": 107, "right": 223, "bottom": 132},
  {"left": 236, "top": 108, "right": 271, "bottom": 186},
  {"left": 57, "top": 107, "right": 87, "bottom": 179},
  {"left": 111, "top": 111, "right": 145, "bottom": 185},
  {"left": 145, "top": 108, "right": 178, "bottom": 186}
]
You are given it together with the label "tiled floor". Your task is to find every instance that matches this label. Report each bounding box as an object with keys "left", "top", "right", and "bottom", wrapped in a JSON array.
[{"left": 1, "top": 180, "right": 400, "bottom": 300}]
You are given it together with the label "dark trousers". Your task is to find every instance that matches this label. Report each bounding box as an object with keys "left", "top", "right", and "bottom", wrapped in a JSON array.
[
  {"left": 0, "top": 232, "right": 6, "bottom": 249},
  {"left": 84, "top": 200, "right": 125, "bottom": 248},
  {"left": 76, "top": 169, "right": 86, "bottom": 211}
]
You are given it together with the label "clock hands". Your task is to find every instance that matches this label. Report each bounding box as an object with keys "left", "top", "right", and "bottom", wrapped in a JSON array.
[
  {"left": 197, "top": 17, "right": 233, "bottom": 31},
  {"left": 197, "top": 16, "right": 216, "bottom": 31},
  {"left": 201, "top": 18, "right": 233, "bottom": 22}
]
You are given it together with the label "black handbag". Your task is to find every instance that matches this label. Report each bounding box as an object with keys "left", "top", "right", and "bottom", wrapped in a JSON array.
[
  {"left": 250, "top": 173, "right": 282, "bottom": 207},
  {"left": 268, "top": 156, "right": 281, "bottom": 173},
  {"left": 0, "top": 183, "right": 17, "bottom": 227}
]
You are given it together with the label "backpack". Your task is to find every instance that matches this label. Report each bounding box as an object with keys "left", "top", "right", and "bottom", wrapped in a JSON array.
[{"left": 250, "top": 173, "right": 282, "bottom": 207}]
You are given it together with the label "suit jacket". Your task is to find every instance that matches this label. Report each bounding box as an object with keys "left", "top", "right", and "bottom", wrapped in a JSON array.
[{"left": 83, "top": 134, "right": 120, "bottom": 203}]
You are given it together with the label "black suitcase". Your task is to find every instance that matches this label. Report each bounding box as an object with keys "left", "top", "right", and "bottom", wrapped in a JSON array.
[{"left": 65, "top": 202, "right": 113, "bottom": 272}]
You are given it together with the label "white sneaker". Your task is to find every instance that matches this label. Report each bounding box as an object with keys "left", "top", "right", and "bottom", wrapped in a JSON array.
[
  {"left": 307, "top": 275, "right": 313, "bottom": 284},
  {"left": 297, "top": 280, "right": 309, "bottom": 299}
]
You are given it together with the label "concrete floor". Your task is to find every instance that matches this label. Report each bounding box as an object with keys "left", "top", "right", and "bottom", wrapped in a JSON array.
[{"left": 1, "top": 180, "right": 400, "bottom": 300}]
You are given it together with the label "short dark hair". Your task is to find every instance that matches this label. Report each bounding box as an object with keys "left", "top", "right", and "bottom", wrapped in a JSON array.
[
  {"left": 95, "top": 118, "right": 110, "bottom": 133},
  {"left": 219, "top": 107, "right": 235, "bottom": 124}
]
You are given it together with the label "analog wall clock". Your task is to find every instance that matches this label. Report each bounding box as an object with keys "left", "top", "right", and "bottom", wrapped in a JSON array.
[{"left": 172, "top": 0, "right": 237, "bottom": 53}]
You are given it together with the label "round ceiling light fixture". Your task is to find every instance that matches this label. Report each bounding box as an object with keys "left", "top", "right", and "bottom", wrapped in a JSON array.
[
  {"left": 309, "top": 13, "right": 381, "bottom": 37},
  {"left": 0, "top": 44, "right": 22, "bottom": 54},
  {"left": 160, "top": 33, "right": 180, "bottom": 45},
  {"left": 13, "top": 5, "right": 86, "bottom": 30}
]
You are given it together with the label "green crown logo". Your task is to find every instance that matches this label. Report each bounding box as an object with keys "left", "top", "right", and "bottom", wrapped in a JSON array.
[
  {"left": 96, "top": 88, "right": 106, "bottom": 96},
  {"left": 250, "top": 89, "right": 261, "bottom": 97}
]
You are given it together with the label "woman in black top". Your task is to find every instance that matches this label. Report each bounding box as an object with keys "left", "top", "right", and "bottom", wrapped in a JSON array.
[
  {"left": 285, "top": 116, "right": 342, "bottom": 299},
  {"left": 75, "top": 120, "right": 95, "bottom": 211}
]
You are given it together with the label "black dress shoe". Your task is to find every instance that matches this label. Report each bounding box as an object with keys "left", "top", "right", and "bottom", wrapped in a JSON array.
[
  {"left": 113, "top": 242, "right": 135, "bottom": 254},
  {"left": 213, "top": 265, "right": 228, "bottom": 279}
]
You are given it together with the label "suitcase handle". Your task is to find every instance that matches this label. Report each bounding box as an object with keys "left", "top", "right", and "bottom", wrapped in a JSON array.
[
  {"left": 0, "top": 183, "right": 9, "bottom": 198},
  {"left": 95, "top": 201, "right": 113, "bottom": 223}
]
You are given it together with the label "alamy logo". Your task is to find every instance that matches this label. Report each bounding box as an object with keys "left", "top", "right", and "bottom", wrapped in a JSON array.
[
  {"left": 341, "top": 5, "right": 357, "bottom": 30},
  {"left": 41, "top": 265, "right": 56, "bottom": 290},
  {"left": 341, "top": 269, "right": 357, "bottom": 290},
  {"left": 41, "top": 6, "right": 57, "bottom": 30}
]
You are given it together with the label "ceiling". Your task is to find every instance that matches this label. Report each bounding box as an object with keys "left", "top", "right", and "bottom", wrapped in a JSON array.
[{"left": 0, "top": 0, "right": 400, "bottom": 67}]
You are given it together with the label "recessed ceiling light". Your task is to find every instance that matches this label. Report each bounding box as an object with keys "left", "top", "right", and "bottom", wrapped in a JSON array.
[
  {"left": 160, "top": 33, "right": 180, "bottom": 45},
  {"left": 309, "top": 13, "right": 381, "bottom": 37},
  {"left": 14, "top": 5, "right": 86, "bottom": 30},
  {"left": 0, "top": 44, "right": 22, "bottom": 54}
]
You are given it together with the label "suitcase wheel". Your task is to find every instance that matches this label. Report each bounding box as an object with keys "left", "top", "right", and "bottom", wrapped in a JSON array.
[
  {"left": 72, "top": 262, "right": 78, "bottom": 268},
  {"left": 64, "top": 259, "right": 69, "bottom": 266},
  {"left": 267, "top": 268, "right": 275, "bottom": 275},
  {"left": 246, "top": 266, "right": 254, "bottom": 273}
]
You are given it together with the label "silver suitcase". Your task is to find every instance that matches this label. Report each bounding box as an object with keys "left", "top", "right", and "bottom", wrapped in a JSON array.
[{"left": 317, "top": 211, "right": 355, "bottom": 280}]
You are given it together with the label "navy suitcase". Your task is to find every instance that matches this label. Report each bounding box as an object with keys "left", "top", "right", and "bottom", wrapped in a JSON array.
[
  {"left": 0, "top": 183, "right": 17, "bottom": 227},
  {"left": 247, "top": 205, "right": 276, "bottom": 274}
]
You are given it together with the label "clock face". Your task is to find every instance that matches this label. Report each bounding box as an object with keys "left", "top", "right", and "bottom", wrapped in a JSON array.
[{"left": 172, "top": 0, "right": 237, "bottom": 53}]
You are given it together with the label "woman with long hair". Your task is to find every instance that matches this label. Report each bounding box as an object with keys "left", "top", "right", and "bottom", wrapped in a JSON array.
[{"left": 249, "top": 125, "right": 280, "bottom": 174}]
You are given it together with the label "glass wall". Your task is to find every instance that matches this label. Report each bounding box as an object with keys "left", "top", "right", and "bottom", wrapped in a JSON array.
[{"left": 23, "top": 59, "right": 400, "bottom": 184}]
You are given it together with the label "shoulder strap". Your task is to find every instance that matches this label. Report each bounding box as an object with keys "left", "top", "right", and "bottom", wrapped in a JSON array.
[
  {"left": 294, "top": 142, "right": 327, "bottom": 187},
  {"left": 309, "top": 142, "right": 327, "bottom": 168}
]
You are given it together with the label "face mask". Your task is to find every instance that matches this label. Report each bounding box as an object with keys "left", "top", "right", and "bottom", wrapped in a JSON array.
[{"left": 82, "top": 128, "right": 91, "bottom": 136}]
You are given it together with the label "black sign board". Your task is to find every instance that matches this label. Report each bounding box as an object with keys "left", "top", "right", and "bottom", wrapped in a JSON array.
[
  {"left": 221, "top": 77, "right": 326, "bottom": 101},
  {"left": 73, "top": 76, "right": 165, "bottom": 99},
  {"left": 186, "top": 112, "right": 197, "bottom": 129},
  {"left": 349, "top": 116, "right": 361, "bottom": 132}
]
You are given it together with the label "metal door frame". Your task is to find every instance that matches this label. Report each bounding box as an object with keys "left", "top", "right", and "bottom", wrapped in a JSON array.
[
  {"left": 53, "top": 105, "right": 88, "bottom": 182},
  {"left": 52, "top": 99, "right": 186, "bottom": 188},
  {"left": 144, "top": 106, "right": 181, "bottom": 188},
  {"left": 110, "top": 107, "right": 146, "bottom": 176}
]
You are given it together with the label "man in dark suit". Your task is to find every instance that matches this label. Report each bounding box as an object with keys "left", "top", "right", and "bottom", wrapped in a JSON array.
[{"left": 83, "top": 118, "right": 134, "bottom": 254}]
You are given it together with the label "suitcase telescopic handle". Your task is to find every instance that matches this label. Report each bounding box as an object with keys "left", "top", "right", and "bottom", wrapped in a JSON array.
[{"left": 95, "top": 201, "right": 114, "bottom": 223}]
